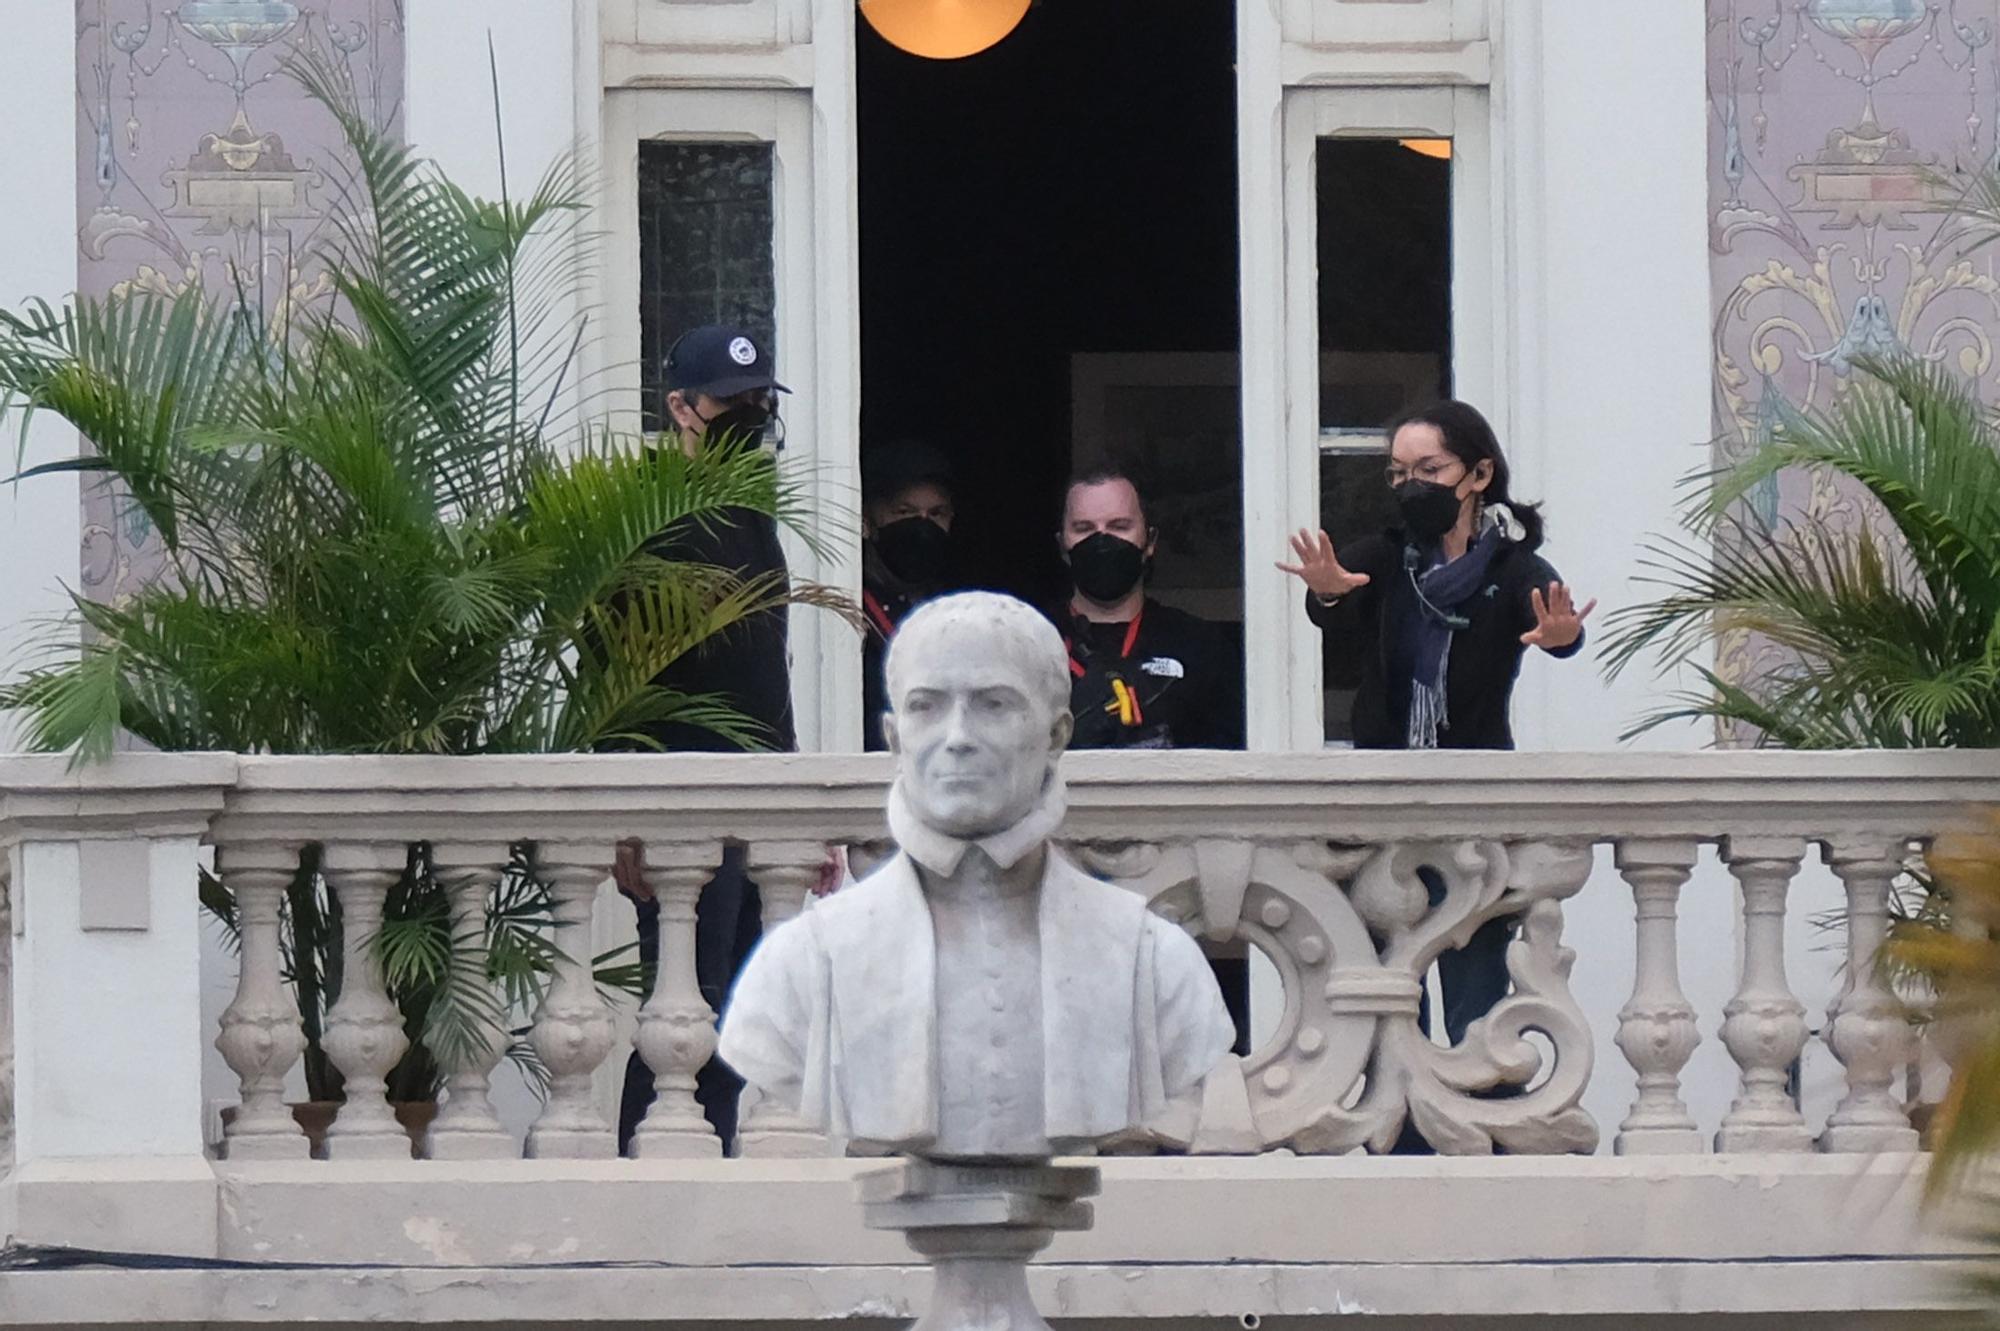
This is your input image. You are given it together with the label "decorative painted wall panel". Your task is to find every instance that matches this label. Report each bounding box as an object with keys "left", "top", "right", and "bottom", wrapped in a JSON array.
[
  {"left": 1708, "top": 0, "right": 2000, "bottom": 703},
  {"left": 74, "top": 1, "right": 403, "bottom": 603}
]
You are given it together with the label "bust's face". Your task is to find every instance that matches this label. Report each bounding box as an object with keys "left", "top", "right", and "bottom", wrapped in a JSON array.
[{"left": 887, "top": 623, "right": 1068, "bottom": 839}]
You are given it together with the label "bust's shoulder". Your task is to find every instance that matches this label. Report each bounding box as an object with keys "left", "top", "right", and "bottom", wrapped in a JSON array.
[
  {"left": 1043, "top": 849, "right": 1148, "bottom": 922},
  {"left": 807, "top": 852, "right": 920, "bottom": 934}
]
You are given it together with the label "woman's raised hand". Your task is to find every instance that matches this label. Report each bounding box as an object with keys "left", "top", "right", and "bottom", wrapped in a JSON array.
[
  {"left": 1521, "top": 581, "right": 1597, "bottom": 651},
  {"left": 1277, "top": 528, "right": 1372, "bottom": 600}
]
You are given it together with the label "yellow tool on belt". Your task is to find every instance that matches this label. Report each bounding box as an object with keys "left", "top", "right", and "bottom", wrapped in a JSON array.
[{"left": 1105, "top": 677, "right": 1143, "bottom": 727}]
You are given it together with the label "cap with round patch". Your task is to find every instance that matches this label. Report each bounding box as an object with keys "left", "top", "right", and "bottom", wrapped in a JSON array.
[{"left": 663, "top": 324, "right": 792, "bottom": 398}]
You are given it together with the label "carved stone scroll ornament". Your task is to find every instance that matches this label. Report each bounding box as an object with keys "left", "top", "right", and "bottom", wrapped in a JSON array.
[
  {"left": 1080, "top": 837, "right": 1599, "bottom": 1156},
  {"left": 1074, "top": 838, "right": 1377, "bottom": 1153}
]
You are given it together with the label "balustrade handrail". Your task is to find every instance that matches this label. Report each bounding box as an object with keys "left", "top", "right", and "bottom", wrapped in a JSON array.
[
  {"left": 5, "top": 748, "right": 1996, "bottom": 850},
  {"left": 26, "top": 747, "right": 1983, "bottom": 847}
]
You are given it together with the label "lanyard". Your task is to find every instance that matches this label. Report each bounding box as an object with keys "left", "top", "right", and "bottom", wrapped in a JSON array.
[
  {"left": 1064, "top": 606, "right": 1143, "bottom": 677},
  {"left": 862, "top": 590, "right": 897, "bottom": 641}
]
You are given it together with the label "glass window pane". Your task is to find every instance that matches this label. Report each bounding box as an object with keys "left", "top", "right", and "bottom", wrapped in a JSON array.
[
  {"left": 1316, "top": 137, "right": 1452, "bottom": 437},
  {"left": 637, "top": 141, "right": 777, "bottom": 431},
  {"left": 1314, "top": 136, "right": 1452, "bottom": 743}
]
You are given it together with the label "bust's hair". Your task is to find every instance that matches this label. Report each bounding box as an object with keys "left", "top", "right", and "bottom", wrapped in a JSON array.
[{"left": 885, "top": 592, "right": 1072, "bottom": 717}]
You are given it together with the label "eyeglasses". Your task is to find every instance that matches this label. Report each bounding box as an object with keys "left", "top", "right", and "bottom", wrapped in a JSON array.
[{"left": 1385, "top": 457, "right": 1464, "bottom": 487}]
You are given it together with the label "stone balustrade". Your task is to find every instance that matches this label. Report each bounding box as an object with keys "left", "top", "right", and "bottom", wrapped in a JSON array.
[
  {"left": 0, "top": 749, "right": 1992, "bottom": 1325},
  {"left": 1, "top": 749, "right": 1985, "bottom": 1169},
  {"left": 181, "top": 749, "right": 1981, "bottom": 1164}
]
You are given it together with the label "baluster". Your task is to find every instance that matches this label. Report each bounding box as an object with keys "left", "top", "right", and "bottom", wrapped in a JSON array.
[
  {"left": 320, "top": 843, "right": 415, "bottom": 1160},
  {"left": 422, "top": 845, "right": 515, "bottom": 1160},
  {"left": 1613, "top": 839, "right": 1704, "bottom": 1155},
  {"left": 737, "top": 840, "right": 831, "bottom": 1158},
  {"left": 0, "top": 851, "right": 14, "bottom": 1168},
  {"left": 1819, "top": 837, "right": 1920, "bottom": 1153},
  {"left": 214, "top": 845, "right": 311, "bottom": 1160},
  {"left": 525, "top": 846, "right": 619, "bottom": 1159},
  {"left": 632, "top": 842, "right": 724, "bottom": 1158},
  {"left": 1716, "top": 836, "right": 1812, "bottom": 1153}
]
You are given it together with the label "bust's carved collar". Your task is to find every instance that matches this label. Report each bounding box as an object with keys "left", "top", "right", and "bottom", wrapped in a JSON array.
[{"left": 886, "top": 771, "right": 1068, "bottom": 878}]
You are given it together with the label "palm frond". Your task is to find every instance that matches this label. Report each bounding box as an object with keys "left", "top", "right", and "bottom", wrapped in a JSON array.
[
  {"left": 1604, "top": 354, "right": 2000, "bottom": 749},
  {"left": 5, "top": 56, "right": 851, "bottom": 1103}
]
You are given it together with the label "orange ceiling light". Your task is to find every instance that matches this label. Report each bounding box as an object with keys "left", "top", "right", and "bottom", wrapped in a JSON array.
[
  {"left": 860, "top": 0, "right": 1032, "bottom": 59},
  {"left": 1399, "top": 138, "right": 1453, "bottom": 160}
]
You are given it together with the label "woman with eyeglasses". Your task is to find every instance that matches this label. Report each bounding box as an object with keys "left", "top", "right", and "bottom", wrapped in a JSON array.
[
  {"left": 1277, "top": 398, "right": 1594, "bottom": 751},
  {"left": 1276, "top": 400, "right": 1594, "bottom": 1147}
]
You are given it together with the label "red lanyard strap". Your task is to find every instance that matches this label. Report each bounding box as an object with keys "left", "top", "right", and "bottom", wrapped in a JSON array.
[
  {"left": 862, "top": 590, "right": 897, "bottom": 640},
  {"left": 1065, "top": 607, "right": 1144, "bottom": 678}
]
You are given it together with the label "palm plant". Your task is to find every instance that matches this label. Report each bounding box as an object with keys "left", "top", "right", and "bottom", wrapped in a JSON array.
[
  {"left": 1602, "top": 352, "right": 2000, "bottom": 747},
  {"left": 1887, "top": 819, "right": 2000, "bottom": 1311},
  {"left": 0, "top": 52, "right": 846, "bottom": 1103}
]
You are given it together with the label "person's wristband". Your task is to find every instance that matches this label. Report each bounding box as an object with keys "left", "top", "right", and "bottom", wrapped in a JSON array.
[{"left": 1314, "top": 591, "right": 1343, "bottom": 606}]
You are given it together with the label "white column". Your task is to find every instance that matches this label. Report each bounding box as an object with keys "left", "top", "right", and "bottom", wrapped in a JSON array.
[
  {"left": 1502, "top": 0, "right": 1711, "bottom": 753},
  {"left": 318, "top": 843, "right": 414, "bottom": 1160},
  {"left": 4, "top": 753, "right": 233, "bottom": 1256},
  {"left": 0, "top": 0, "right": 80, "bottom": 752},
  {"left": 1819, "top": 837, "right": 1920, "bottom": 1154},
  {"left": 1612, "top": 839, "right": 1703, "bottom": 1155},
  {"left": 1236, "top": 0, "right": 1314, "bottom": 752},
  {"left": 631, "top": 842, "right": 723, "bottom": 1159},
  {"left": 806, "top": 0, "right": 864, "bottom": 753},
  {"left": 1716, "top": 836, "right": 1813, "bottom": 1154}
]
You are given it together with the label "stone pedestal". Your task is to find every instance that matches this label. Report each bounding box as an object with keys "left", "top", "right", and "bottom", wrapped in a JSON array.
[{"left": 859, "top": 1159, "right": 1099, "bottom": 1331}]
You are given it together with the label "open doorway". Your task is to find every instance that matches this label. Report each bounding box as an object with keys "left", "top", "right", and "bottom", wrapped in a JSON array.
[{"left": 856, "top": 0, "right": 1242, "bottom": 620}]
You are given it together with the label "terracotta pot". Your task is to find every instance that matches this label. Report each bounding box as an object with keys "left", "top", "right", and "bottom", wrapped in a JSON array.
[{"left": 220, "top": 1100, "right": 439, "bottom": 1158}]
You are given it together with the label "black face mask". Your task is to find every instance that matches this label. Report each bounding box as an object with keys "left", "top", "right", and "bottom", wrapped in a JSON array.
[
  {"left": 700, "top": 402, "right": 775, "bottom": 451},
  {"left": 1068, "top": 531, "right": 1148, "bottom": 603},
  {"left": 873, "top": 516, "right": 954, "bottom": 587},
  {"left": 1394, "top": 479, "right": 1465, "bottom": 542}
]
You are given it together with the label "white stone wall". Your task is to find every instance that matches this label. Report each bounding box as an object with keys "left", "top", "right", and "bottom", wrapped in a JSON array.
[{"left": 0, "top": 3, "right": 80, "bottom": 752}]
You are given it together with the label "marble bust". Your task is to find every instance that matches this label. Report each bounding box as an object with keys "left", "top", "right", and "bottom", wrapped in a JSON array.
[{"left": 718, "top": 591, "right": 1235, "bottom": 1159}]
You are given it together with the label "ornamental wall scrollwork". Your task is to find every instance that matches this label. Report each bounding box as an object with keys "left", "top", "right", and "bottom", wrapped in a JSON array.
[
  {"left": 1709, "top": 0, "right": 2000, "bottom": 739},
  {"left": 72, "top": 1, "right": 404, "bottom": 604},
  {"left": 1068, "top": 836, "right": 1598, "bottom": 1156}
]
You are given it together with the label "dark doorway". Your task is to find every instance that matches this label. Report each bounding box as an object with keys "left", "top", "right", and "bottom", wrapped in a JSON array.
[{"left": 856, "top": 0, "right": 1241, "bottom": 616}]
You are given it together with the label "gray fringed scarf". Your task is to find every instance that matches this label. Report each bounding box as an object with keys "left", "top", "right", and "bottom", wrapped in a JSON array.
[{"left": 1402, "top": 506, "right": 1522, "bottom": 748}]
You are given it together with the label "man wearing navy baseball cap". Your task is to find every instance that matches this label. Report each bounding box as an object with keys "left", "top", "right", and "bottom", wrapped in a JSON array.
[
  {"left": 660, "top": 323, "right": 790, "bottom": 453},
  {"left": 614, "top": 322, "right": 796, "bottom": 1158}
]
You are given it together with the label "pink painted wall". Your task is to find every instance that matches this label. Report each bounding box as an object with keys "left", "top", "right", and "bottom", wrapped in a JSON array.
[
  {"left": 1708, "top": 1, "right": 2000, "bottom": 692},
  {"left": 73, "top": 0, "right": 403, "bottom": 602}
]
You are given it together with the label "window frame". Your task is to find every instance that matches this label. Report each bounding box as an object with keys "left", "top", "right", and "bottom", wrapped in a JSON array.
[
  {"left": 1239, "top": 76, "right": 1497, "bottom": 751},
  {"left": 599, "top": 86, "right": 860, "bottom": 753},
  {"left": 1297, "top": 86, "right": 1495, "bottom": 458}
]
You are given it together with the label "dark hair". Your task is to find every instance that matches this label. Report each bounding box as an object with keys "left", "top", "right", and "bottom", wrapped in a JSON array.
[
  {"left": 1386, "top": 399, "right": 1545, "bottom": 549},
  {"left": 1062, "top": 464, "right": 1151, "bottom": 530},
  {"left": 862, "top": 438, "right": 956, "bottom": 506}
]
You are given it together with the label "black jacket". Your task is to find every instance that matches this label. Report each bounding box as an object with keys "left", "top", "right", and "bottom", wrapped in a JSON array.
[
  {"left": 1305, "top": 530, "right": 1581, "bottom": 750},
  {"left": 1062, "top": 597, "right": 1244, "bottom": 750},
  {"left": 632, "top": 507, "right": 796, "bottom": 753},
  {"left": 860, "top": 568, "right": 930, "bottom": 753}
]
